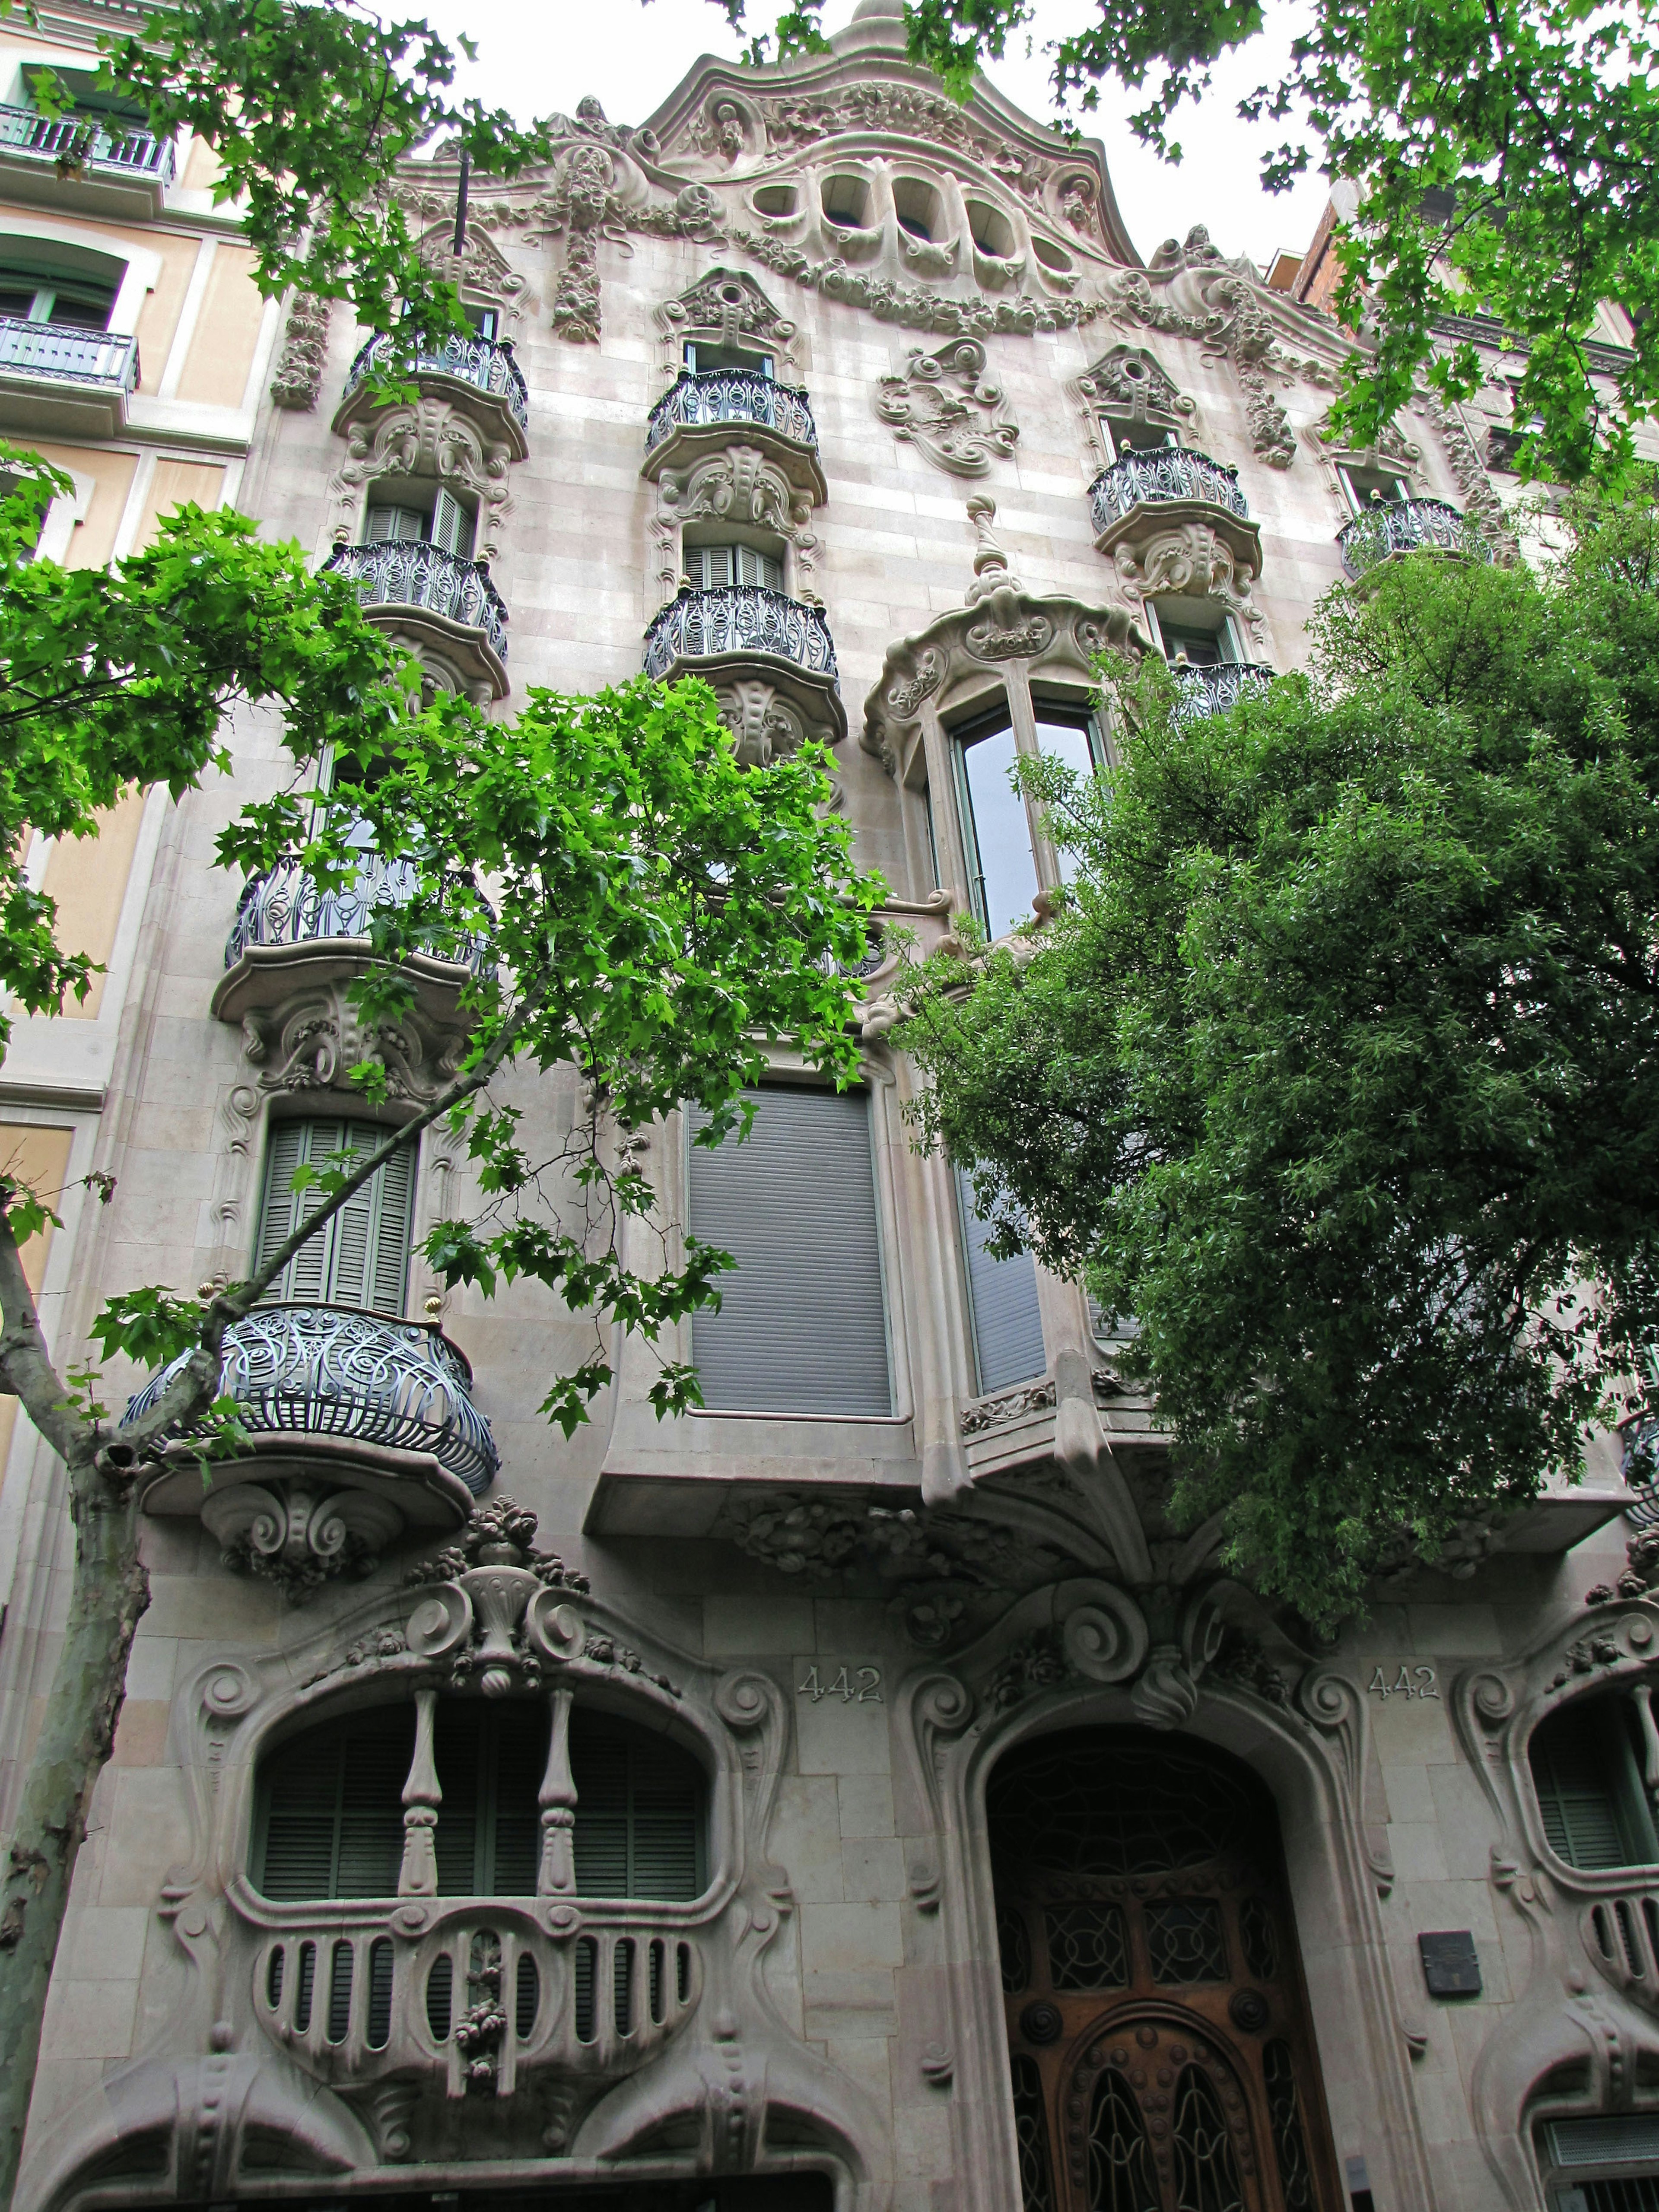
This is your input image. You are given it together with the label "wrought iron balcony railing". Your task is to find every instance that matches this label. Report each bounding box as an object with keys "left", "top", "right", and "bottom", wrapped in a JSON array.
[
  {"left": 1172, "top": 661, "right": 1275, "bottom": 722},
  {"left": 123, "top": 1304, "right": 499, "bottom": 1496},
  {"left": 0, "top": 315, "right": 138, "bottom": 390},
  {"left": 225, "top": 854, "right": 494, "bottom": 976},
  {"left": 248, "top": 1904, "right": 701, "bottom": 2096},
  {"left": 324, "top": 540, "right": 509, "bottom": 664},
  {"left": 1089, "top": 448, "right": 1249, "bottom": 535},
  {"left": 644, "top": 585, "right": 838, "bottom": 685},
  {"left": 1336, "top": 496, "right": 1493, "bottom": 580},
  {"left": 645, "top": 368, "right": 817, "bottom": 455},
  {"left": 0, "top": 101, "right": 175, "bottom": 181},
  {"left": 343, "top": 329, "right": 529, "bottom": 434}
]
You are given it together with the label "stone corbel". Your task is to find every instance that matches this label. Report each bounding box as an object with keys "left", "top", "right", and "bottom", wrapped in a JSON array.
[
  {"left": 220, "top": 970, "right": 471, "bottom": 1107},
  {"left": 1107, "top": 511, "right": 1268, "bottom": 655},
  {"left": 201, "top": 1480, "right": 405, "bottom": 1600}
]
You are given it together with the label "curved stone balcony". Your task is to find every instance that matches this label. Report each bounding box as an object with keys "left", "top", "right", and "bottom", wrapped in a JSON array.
[
  {"left": 0, "top": 315, "right": 139, "bottom": 438},
  {"left": 1337, "top": 495, "right": 1493, "bottom": 581},
  {"left": 1089, "top": 446, "right": 1261, "bottom": 581},
  {"left": 642, "top": 368, "right": 826, "bottom": 503},
  {"left": 1172, "top": 661, "right": 1275, "bottom": 722},
  {"left": 335, "top": 329, "right": 529, "bottom": 460},
  {"left": 323, "top": 539, "right": 509, "bottom": 701},
  {"left": 645, "top": 583, "right": 846, "bottom": 749},
  {"left": 242, "top": 1898, "right": 702, "bottom": 2098},
  {"left": 0, "top": 100, "right": 175, "bottom": 219}
]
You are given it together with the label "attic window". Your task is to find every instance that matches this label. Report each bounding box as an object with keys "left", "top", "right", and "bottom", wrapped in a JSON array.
[
  {"left": 893, "top": 178, "right": 942, "bottom": 242},
  {"left": 966, "top": 200, "right": 1017, "bottom": 259},
  {"left": 821, "top": 174, "right": 872, "bottom": 230}
]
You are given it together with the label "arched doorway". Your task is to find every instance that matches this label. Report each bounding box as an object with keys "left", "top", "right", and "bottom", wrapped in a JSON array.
[{"left": 988, "top": 1726, "right": 1342, "bottom": 2212}]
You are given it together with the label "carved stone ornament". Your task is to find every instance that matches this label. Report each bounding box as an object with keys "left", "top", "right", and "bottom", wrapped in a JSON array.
[
  {"left": 1108, "top": 515, "right": 1268, "bottom": 654},
  {"left": 329, "top": 392, "right": 514, "bottom": 562},
  {"left": 1079, "top": 343, "right": 1194, "bottom": 435},
  {"left": 863, "top": 588, "right": 1147, "bottom": 773},
  {"left": 202, "top": 1479, "right": 404, "bottom": 1600},
  {"left": 875, "top": 338, "right": 1019, "bottom": 476},
  {"left": 229, "top": 975, "right": 470, "bottom": 1106},
  {"left": 28, "top": 1511, "right": 890, "bottom": 2201},
  {"left": 654, "top": 443, "right": 823, "bottom": 608},
  {"left": 270, "top": 292, "right": 331, "bottom": 411},
  {"left": 713, "top": 675, "right": 835, "bottom": 765}
]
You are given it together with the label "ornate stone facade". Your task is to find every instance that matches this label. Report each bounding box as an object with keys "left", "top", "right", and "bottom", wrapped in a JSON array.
[{"left": 3, "top": 6, "right": 1654, "bottom": 2212}]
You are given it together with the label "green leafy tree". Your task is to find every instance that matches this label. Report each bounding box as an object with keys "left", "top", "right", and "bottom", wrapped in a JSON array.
[
  {"left": 0, "top": 440, "right": 875, "bottom": 2187},
  {"left": 721, "top": 0, "right": 1657, "bottom": 486},
  {"left": 896, "top": 496, "right": 1659, "bottom": 1634}
]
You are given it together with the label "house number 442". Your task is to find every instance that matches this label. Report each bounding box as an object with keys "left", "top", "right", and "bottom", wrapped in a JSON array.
[
  {"left": 797, "top": 1665, "right": 884, "bottom": 1704},
  {"left": 1368, "top": 1665, "right": 1439, "bottom": 1700}
]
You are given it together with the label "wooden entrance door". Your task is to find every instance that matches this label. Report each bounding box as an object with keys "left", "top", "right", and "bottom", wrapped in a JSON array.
[{"left": 989, "top": 1728, "right": 1341, "bottom": 2212}]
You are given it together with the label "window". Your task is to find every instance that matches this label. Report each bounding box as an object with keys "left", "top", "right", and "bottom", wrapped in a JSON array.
[
  {"left": 465, "top": 303, "right": 500, "bottom": 341},
  {"left": 1150, "top": 602, "right": 1241, "bottom": 668},
  {"left": 1099, "top": 416, "right": 1177, "bottom": 464},
  {"left": 957, "top": 1168, "right": 1045, "bottom": 1395},
  {"left": 1337, "top": 463, "right": 1408, "bottom": 515},
  {"left": 687, "top": 1085, "right": 893, "bottom": 1417},
  {"left": 0, "top": 263, "right": 115, "bottom": 332},
  {"left": 683, "top": 338, "right": 772, "bottom": 377},
  {"left": 821, "top": 173, "right": 872, "bottom": 229},
  {"left": 1530, "top": 1694, "right": 1659, "bottom": 1871},
  {"left": 966, "top": 200, "right": 1017, "bottom": 259},
  {"left": 953, "top": 707, "right": 1101, "bottom": 939},
  {"left": 365, "top": 486, "right": 475, "bottom": 559},
  {"left": 893, "top": 178, "right": 943, "bottom": 242},
  {"left": 254, "top": 1702, "right": 706, "bottom": 1902},
  {"left": 683, "top": 542, "right": 782, "bottom": 591},
  {"left": 254, "top": 1117, "right": 416, "bottom": 1316}
]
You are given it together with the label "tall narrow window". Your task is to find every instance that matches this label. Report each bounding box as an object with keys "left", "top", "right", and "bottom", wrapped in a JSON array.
[
  {"left": 958, "top": 1168, "right": 1045, "bottom": 1395},
  {"left": 687, "top": 1086, "right": 892, "bottom": 1416},
  {"left": 1336, "top": 463, "right": 1407, "bottom": 515},
  {"left": 1151, "top": 606, "right": 1240, "bottom": 667},
  {"left": 1530, "top": 1694, "right": 1659, "bottom": 1871},
  {"left": 255, "top": 1708, "right": 414, "bottom": 1900},
  {"left": 1099, "top": 417, "right": 1177, "bottom": 464},
  {"left": 569, "top": 1711, "right": 706, "bottom": 1900},
  {"left": 365, "top": 487, "right": 475, "bottom": 559},
  {"left": 954, "top": 709, "right": 1101, "bottom": 939},
  {"left": 683, "top": 338, "right": 773, "bottom": 376},
  {"left": 0, "top": 264, "right": 117, "bottom": 331},
  {"left": 254, "top": 1117, "right": 415, "bottom": 1315},
  {"left": 683, "top": 542, "right": 782, "bottom": 590},
  {"left": 433, "top": 1700, "right": 547, "bottom": 1895}
]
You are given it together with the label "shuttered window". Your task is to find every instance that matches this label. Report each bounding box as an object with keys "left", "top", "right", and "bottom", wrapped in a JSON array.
[
  {"left": 688, "top": 1087, "right": 893, "bottom": 1417},
  {"left": 255, "top": 1707, "right": 413, "bottom": 1900},
  {"left": 684, "top": 542, "right": 782, "bottom": 590},
  {"left": 570, "top": 1713, "right": 706, "bottom": 1901},
  {"left": 433, "top": 1700, "right": 546, "bottom": 1896},
  {"left": 364, "top": 488, "right": 475, "bottom": 559},
  {"left": 1530, "top": 1697, "right": 1659, "bottom": 1870},
  {"left": 957, "top": 1168, "right": 1046, "bottom": 1395},
  {"left": 254, "top": 1118, "right": 415, "bottom": 1316}
]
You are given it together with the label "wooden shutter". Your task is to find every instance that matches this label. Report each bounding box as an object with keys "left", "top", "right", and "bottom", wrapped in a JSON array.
[
  {"left": 957, "top": 1169, "right": 1046, "bottom": 1395},
  {"left": 733, "top": 545, "right": 782, "bottom": 589},
  {"left": 570, "top": 1714, "right": 703, "bottom": 1901},
  {"left": 1531, "top": 1708, "right": 1633, "bottom": 1869},
  {"left": 429, "top": 487, "right": 475, "bottom": 559},
  {"left": 256, "top": 1707, "right": 412, "bottom": 1900},
  {"left": 364, "top": 504, "right": 424, "bottom": 542},
  {"left": 432, "top": 1700, "right": 544, "bottom": 1896},
  {"left": 687, "top": 1087, "right": 892, "bottom": 1417},
  {"left": 254, "top": 1119, "right": 414, "bottom": 1315}
]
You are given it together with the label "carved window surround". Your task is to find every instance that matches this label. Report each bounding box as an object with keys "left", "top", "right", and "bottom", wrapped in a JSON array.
[
  {"left": 653, "top": 267, "right": 804, "bottom": 395},
  {"left": 646, "top": 441, "right": 825, "bottom": 621},
  {"left": 1098, "top": 504, "right": 1268, "bottom": 659},
  {"left": 1305, "top": 407, "right": 1427, "bottom": 523},
  {"left": 1073, "top": 343, "right": 1196, "bottom": 475}
]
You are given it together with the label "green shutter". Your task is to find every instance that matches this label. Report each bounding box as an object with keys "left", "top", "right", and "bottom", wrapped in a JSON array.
[
  {"left": 256, "top": 1707, "right": 412, "bottom": 1901},
  {"left": 254, "top": 1119, "right": 414, "bottom": 1315}
]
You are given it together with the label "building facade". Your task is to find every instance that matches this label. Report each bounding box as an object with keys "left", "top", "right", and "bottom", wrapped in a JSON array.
[{"left": 2, "top": 5, "right": 1656, "bottom": 2210}]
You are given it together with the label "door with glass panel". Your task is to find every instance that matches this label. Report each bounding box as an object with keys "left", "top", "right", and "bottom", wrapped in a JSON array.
[{"left": 990, "top": 1728, "right": 1341, "bottom": 2212}]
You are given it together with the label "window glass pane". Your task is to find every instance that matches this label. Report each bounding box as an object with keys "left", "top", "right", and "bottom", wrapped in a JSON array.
[
  {"left": 960, "top": 724, "right": 1037, "bottom": 938},
  {"left": 687, "top": 1087, "right": 892, "bottom": 1415},
  {"left": 1033, "top": 717, "right": 1095, "bottom": 890}
]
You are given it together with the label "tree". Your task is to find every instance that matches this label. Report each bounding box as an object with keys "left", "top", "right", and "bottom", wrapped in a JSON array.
[
  {"left": 722, "top": 0, "right": 1659, "bottom": 489},
  {"left": 895, "top": 495, "right": 1659, "bottom": 1634},
  {"left": 0, "top": 451, "right": 876, "bottom": 2184}
]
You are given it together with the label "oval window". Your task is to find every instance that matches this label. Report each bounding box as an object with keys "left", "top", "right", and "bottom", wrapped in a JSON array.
[
  {"left": 822, "top": 173, "right": 873, "bottom": 229},
  {"left": 966, "top": 200, "right": 1017, "bottom": 258},
  {"left": 753, "top": 182, "right": 798, "bottom": 218},
  {"left": 893, "top": 178, "right": 944, "bottom": 242},
  {"left": 1032, "top": 234, "right": 1074, "bottom": 275}
]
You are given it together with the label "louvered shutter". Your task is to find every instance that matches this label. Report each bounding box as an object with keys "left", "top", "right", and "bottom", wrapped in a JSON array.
[
  {"left": 687, "top": 1087, "right": 892, "bottom": 1416},
  {"left": 570, "top": 1715, "right": 703, "bottom": 1901},
  {"left": 631, "top": 1747, "right": 702, "bottom": 1899},
  {"left": 486, "top": 1703, "right": 545, "bottom": 1894},
  {"left": 429, "top": 487, "right": 475, "bottom": 559},
  {"left": 368, "top": 1138, "right": 416, "bottom": 1317},
  {"left": 733, "top": 545, "right": 781, "bottom": 588},
  {"left": 957, "top": 1168, "right": 1046, "bottom": 1394},
  {"left": 571, "top": 1723, "right": 632, "bottom": 1897},
  {"left": 254, "top": 1120, "right": 329, "bottom": 1305},
  {"left": 256, "top": 1709, "right": 411, "bottom": 1900},
  {"left": 254, "top": 1119, "right": 414, "bottom": 1315},
  {"left": 365, "top": 504, "right": 424, "bottom": 543},
  {"left": 1531, "top": 1710, "right": 1633, "bottom": 1869},
  {"left": 433, "top": 1699, "right": 481, "bottom": 1894}
]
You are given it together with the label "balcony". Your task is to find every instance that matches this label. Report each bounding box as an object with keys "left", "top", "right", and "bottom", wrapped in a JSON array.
[
  {"left": 642, "top": 368, "right": 826, "bottom": 503},
  {"left": 324, "top": 539, "right": 509, "bottom": 701},
  {"left": 0, "top": 315, "right": 139, "bottom": 437},
  {"left": 127, "top": 1302, "right": 498, "bottom": 1490},
  {"left": 1089, "top": 447, "right": 1261, "bottom": 582},
  {"left": 1172, "top": 661, "right": 1275, "bottom": 722},
  {"left": 1337, "top": 496, "right": 1494, "bottom": 582},
  {"left": 240, "top": 1898, "right": 702, "bottom": 2099},
  {"left": 335, "top": 329, "right": 529, "bottom": 460},
  {"left": 645, "top": 583, "right": 845, "bottom": 749},
  {"left": 0, "top": 102, "right": 175, "bottom": 219}
]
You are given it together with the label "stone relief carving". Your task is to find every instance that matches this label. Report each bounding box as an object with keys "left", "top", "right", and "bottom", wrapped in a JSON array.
[
  {"left": 238, "top": 976, "right": 470, "bottom": 1106},
  {"left": 874, "top": 339, "right": 1019, "bottom": 476},
  {"left": 1109, "top": 515, "right": 1268, "bottom": 654},
  {"left": 1422, "top": 388, "right": 1520, "bottom": 556},
  {"left": 731, "top": 225, "right": 1111, "bottom": 337},
  {"left": 27, "top": 1505, "right": 888, "bottom": 2205},
  {"left": 713, "top": 676, "right": 835, "bottom": 765},
  {"left": 270, "top": 292, "right": 331, "bottom": 410},
  {"left": 656, "top": 443, "right": 821, "bottom": 606},
  {"left": 329, "top": 391, "right": 515, "bottom": 559},
  {"left": 1081, "top": 342, "right": 1193, "bottom": 434},
  {"left": 203, "top": 1480, "right": 404, "bottom": 1600},
  {"left": 409, "top": 218, "right": 532, "bottom": 332}
]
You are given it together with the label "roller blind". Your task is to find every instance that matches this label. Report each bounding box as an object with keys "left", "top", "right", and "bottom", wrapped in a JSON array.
[
  {"left": 253, "top": 1118, "right": 415, "bottom": 1315},
  {"left": 256, "top": 1707, "right": 413, "bottom": 1900},
  {"left": 687, "top": 1087, "right": 892, "bottom": 1417},
  {"left": 957, "top": 1167, "right": 1046, "bottom": 1395}
]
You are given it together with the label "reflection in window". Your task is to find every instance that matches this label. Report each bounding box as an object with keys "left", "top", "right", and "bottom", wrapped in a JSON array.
[{"left": 954, "top": 709, "right": 1099, "bottom": 938}]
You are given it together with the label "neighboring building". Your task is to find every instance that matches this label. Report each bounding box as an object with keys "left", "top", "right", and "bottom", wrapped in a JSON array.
[{"left": 4, "top": 5, "right": 1659, "bottom": 2210}]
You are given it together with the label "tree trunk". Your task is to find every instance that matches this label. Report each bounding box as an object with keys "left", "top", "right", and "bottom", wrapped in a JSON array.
[{"left": 0, "top": 1466, "right": 146, "bottom": 2206}]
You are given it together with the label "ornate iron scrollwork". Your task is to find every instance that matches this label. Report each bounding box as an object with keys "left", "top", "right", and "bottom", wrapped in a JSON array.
[
  {"left": 1089, "top": 447, "right": 1250, "bottom": 534},
  {"left": 324, "top": 541, "right": 510, "bottom": 663},
  {"left": 643, "top": 584, "right": 839, "bottom": 683},
  {"left": 645, "top": 368, "right": 817, "bottom": 453},
  {"left": 225, "top": 854, "right": 494, "bottom": 974},
  {"left": 1336, "top": 496, "right": 1492, "bottom": 580},
  {"left": 343, "top": 330, "right": 530, "bottom": 433},
  {"left": 1172, "top": 662, "right": 1275, "bottom": 723}
]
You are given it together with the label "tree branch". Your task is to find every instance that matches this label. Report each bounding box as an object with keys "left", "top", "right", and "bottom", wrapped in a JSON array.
[{"left": 0, "top": 1205, "right": 87, "bottom": 1468}]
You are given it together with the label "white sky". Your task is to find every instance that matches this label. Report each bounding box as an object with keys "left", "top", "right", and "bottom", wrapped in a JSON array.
[{"left": 413, "top": 0, "right": 1328, "bottom": 272}]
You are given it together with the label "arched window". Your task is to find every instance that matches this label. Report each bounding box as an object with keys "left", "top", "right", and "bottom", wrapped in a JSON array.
[
  {"left": 988, "top": 1727, "right": 1341, "bottom": 2212},
  {"left": 254, "top": 1116, "right": 416, "bottom": 1315},
  {"left": 1529, "top": 1690, "right": 1659, "bottom": 1871},
  {"left": 254, "top": 1697, "right": 706, "bottom": 1902},
  {"left": 951, "top": 701, "right": 1100, "bottom": 940}
]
